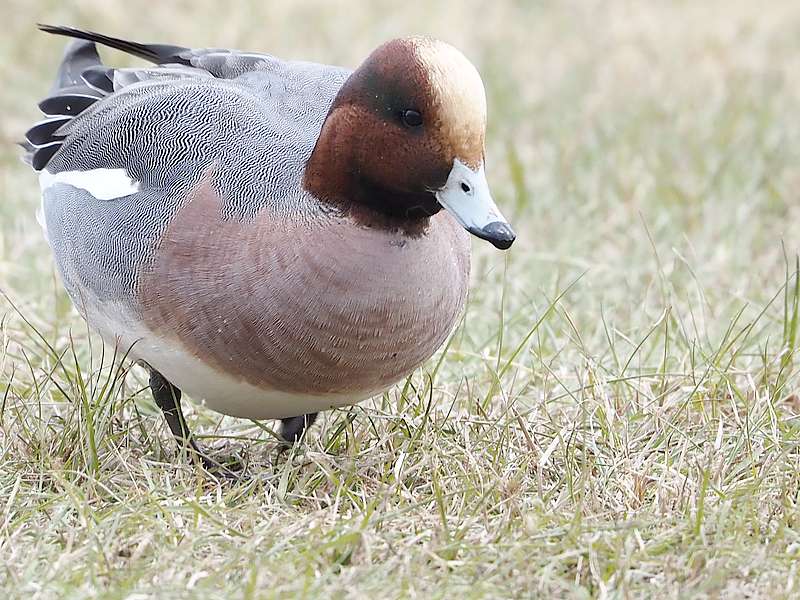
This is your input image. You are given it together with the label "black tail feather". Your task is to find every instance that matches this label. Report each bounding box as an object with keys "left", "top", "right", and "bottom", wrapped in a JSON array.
[{"left": 38, "top": 24, "right": 190, "bottom": 66}]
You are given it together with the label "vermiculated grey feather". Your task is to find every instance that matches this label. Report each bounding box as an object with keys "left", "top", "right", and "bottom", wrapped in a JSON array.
[{"left": 26, "top": 26, "right": 349, "bottom": 311}]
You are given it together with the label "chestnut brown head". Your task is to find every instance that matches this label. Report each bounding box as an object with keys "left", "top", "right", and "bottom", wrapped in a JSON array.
[{"left": 305, "top": 37, "right": 515, "bottom": 249}]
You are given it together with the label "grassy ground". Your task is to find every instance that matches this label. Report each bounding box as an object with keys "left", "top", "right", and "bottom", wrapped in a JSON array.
[{"left": 2, "top": 0, "right": 800, "bottom": 597}]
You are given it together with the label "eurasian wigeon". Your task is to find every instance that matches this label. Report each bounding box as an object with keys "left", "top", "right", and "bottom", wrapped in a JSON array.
[{"left": 24, "top": 25, "right": 515, "bottom": 467}]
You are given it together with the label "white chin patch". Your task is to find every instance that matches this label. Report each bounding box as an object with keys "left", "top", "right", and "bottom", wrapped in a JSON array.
[{"left": 39, "top": 168, "right": 140, "bottom": 201}]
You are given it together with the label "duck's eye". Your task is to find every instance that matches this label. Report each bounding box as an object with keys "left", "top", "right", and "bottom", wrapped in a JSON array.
[{"left": 401, "top": 109, "right": 423, "bottom": 128}]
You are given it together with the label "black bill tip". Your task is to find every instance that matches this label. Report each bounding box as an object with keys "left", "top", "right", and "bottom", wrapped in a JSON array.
[{"left": 468, "top": 221, "right": 516, "bottom": 250}]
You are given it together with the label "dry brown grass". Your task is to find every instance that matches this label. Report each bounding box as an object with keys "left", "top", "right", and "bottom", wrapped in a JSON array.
[{"left": 3, "top": 1, "right": 800, "bottom": 597}]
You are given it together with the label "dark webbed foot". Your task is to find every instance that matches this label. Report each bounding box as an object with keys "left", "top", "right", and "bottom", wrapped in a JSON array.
[
  {"left": 280, "top": 412, "right": 319, "bottom": 443},
  {"left": 148, "top": 369, "right": 219, "bottom": 471}
]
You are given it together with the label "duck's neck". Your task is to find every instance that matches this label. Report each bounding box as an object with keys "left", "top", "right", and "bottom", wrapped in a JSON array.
[{"left": 303, "top": 110, "right": 442, "bottom": 233}]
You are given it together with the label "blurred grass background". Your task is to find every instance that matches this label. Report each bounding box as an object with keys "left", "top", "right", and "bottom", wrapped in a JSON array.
[{"left": 3, "top": 0, "right": 800, "bottom": 597}]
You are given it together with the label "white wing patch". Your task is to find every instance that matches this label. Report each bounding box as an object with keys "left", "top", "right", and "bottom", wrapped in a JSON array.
[{"left": 39, "top": 168, "right": 140, "bottom": 201}]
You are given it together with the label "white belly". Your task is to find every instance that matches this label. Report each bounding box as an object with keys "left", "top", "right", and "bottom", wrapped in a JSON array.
[
  {"left": 137, "top": 335, "right": 380, "bottom": 419},
  {"left": 87, "top": 304, "right": 383, "bottom": 420}
]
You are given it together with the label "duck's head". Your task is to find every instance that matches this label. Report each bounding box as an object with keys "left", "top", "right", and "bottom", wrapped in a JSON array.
[{"left": 304, "top": 37, "right": 515, "bottom": 250}]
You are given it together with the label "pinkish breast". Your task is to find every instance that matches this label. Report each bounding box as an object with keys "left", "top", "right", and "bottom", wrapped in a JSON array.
[{"left": 137, "top": 176, "right": 470, "bottom": 396}]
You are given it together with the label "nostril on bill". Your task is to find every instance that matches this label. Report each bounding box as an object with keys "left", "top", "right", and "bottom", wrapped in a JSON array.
[{"left": 482, "top": 221, "right": 516, "bottom": 249}]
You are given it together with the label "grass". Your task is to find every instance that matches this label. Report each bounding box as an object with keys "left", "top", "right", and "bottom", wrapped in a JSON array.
[{"left": 3, "top": 0, "right": 800, "bottom": 597}]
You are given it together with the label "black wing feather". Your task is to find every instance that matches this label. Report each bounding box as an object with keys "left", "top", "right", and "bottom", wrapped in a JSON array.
[
  {"left": 31, "top": 143, "right": 63, "bottom": 171},
  {"left": 25, "top": 118, "right": 70, "bottom": 146},
  {"left": 38, "top": 94, "right": 100, "bottom": 117},
  {"left": 80, "top": 65, "right": 115, "bottom": 94},
  {"left": 48, "top": 35, "right": 104, "bottom": 91},
  {"left": 23, "top": 37, "right": 109, "bottom": 171}
]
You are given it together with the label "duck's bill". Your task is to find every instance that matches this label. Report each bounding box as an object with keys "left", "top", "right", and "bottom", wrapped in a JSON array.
[{"left": 435, "top": 159, "right": 516, "bottom": 250}]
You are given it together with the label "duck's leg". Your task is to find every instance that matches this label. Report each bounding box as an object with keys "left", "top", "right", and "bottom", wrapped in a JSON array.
[
  {"left": 280, "top": 412, "right": 319, "bottom": 443},
  {"left": 149, "top": 369, "right": 213, "bottom": 468}
]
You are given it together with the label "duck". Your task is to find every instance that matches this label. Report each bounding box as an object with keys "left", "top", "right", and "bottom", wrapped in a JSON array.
[{"left": 23, "top": 24, "right": 516, "bottom": 467}]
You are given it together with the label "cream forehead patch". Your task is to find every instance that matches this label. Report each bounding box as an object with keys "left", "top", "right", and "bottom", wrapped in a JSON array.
[{"left": 412, "top": 39, "right": 487, "bottom": 131}]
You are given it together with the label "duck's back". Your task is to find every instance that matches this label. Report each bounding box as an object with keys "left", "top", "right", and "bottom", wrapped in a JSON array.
[{"left": 33, "top": 40, "right": 350, "bottom": 309}]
